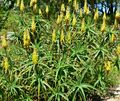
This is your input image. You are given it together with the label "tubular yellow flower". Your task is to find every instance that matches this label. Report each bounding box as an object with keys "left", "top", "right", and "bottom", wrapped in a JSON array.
[
  {"left": 46, "top": 5, "right": 49, "bottom": 14},
  {"left": 94, "top": 8, "right": 99, "bottom": 21},
  {"left": 113, "top": 19, "right": 118, "bottom": 29},
  {"left": 60, "top": 29, "right": 64, "bottom": 44},
  {"left": 16, "top": 0, "right": 20, "bottom": 7},
  {"left": 30, "top": 0, "right": 37, "bottom": 6},
  {"left": 20, "top": 0, "right": 25, "bottom": 12},
  {"left": 30, "top": 0, "right": 33, "bottom": 7},
  {"left": 116, "top": 45, "right": 120, "bottom": 56},
  {"left": 3, "top": 57, "right": 9, "bottom": 73},
  {"left": 73, "top": 0, "right": 77, "bottom": 10},
  {"left": 23, "top": 29, "right": 31, "bottom": 47},
  {"left": 86, "top": 7, "right": 90, "bottom": 15},
  {"left": 79, "top": 8, "right": 83, "bottom": 17},
  {"left": 81, "top": 18, "right": 85, "bottom": 32},
  {"left": 101, "top": 20, "right": 106, "bottom": 32},
  {"left": 115, "top": 11, "right": 120, "bottom": 20},
  {"left": 52, "top": 29, "right": 56, "bottom": 43},
  {"left": 31, "top": 17, "right": 36, "bottom": 33},
  {"left": 110, "top": 33, "right": 115, "bottom": 43},
  {"left": 33, "top": 3, "right": 37, "bottom": 12},
  {"left": 56, "top": 15, "right": 60, "bottom": 24},
  {"left": 39, "top": 9, "right": 42, "bottom": 16},
  {"left": 65, "top": 8, "right": 70, "bottom": 21},
  {"left": 75, "top": 3, "right": 79, "bottom": 12},
  {"left": 66, "top": 31, "right": 71, "bottom": 44},
  {"left": 84, "top": 0, "right": 88, "bottom": 14},
  {"left": 72, "top": 14, "right": 77, "bottom": 27},
  {"left": 68, "top": 0, "right": 71, "bottom": 3},
  {"left": 61, "top": 3, "right": 65, "bottom": 12},
  {"left": 103, "top": 12, "right": 106, "bottom": 20},
  {"left": 2, "top": 35, "right": 8, "bottom": 49},
  {"left": 32, "top": 48, "right": 38, "bottom": 65},
  {"left": 104, "top": 61, "right": 111, "bottom": 71},
  {"left": 34, "top": 0, "right": 37, "bottom": 4},
  {"left": 60, "top": 12, "right": 64, "bottom": 21}
]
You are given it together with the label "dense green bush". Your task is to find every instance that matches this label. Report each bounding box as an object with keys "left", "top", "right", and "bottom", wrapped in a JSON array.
[{"left": 0, "top": 0, "right": 120, "bottom": 101}]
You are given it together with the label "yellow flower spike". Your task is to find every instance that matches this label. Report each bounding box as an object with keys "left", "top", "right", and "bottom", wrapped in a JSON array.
[
  {"left": 33, "top": 3, "right": 37, "bottom": 12},
  {"left": 104, "top": 61, "right": 111, "bottom": 71},
  {"left": 20, "top": 0, "right": 25, "bottom": 12},
  {"left": 80, "top": 8, "right": 83, "bottom": 17},
  {"left": 30, "top": 0, "right": 33, "bottom": 7},
  {"left": 81, "top": 18, "right": 85, "bottom": 32},
  {"left": 60, "top": 12, "right": 64, "bottom": 22},
  {"left": 3, "top": 57, "right": 9, "bottom": 73},
  {"left": 103, "top": 12, "right": 106, "bottom": 20},
  {"left": 68, "top": 0, "right": 71, "bottom": 3},
  {"left": 34, "top": 0, "right": 37, "bottom": 4},
  {"left": 110, "top": 33, "right": 115, "bottom": 43},
  {"left": 116, "top": 45, "right": 120, "bottom": 56},
  {"left": 32, "top": 48, "right": 38, "bottom": 65},
  {"left": 23, "top": 30, "right": 27, "bottom": 46},
  {"left": 72, "top": 14, "right": 77, "bottom": 27},
  {"left": 30, "top": 0, "right": 37, "bottom": 6},
  {"left": 46, "top": 5, "right": 49, "bottom": 14},
  {"left": 115, "top": 11, "right": 120, "bottom": 20},
  {"left": 65, "top": 7, "right": 70, "bottom": 21},
  {"left": 84, "top": 0, "right": 88, "bottom": 14},
  {"left": 52, "top": 29, "right": 56, "bottom": 43},
  {"left": 73, "top": 0, "right": 76, "bottom": 7},
  {"left": 61, "top": 3, "right": 65, "bottom": 12},
  {"left": 94, "top": 8, "right": 99, "bottom": 21},
  {"left": 113, "top": 19, "right": 118, "bottom": 29},
  {"left": 2, "top": 35, "right": 8, "bottom": 49},
  {"left": 66, "top": 31, "right": 71, "bottom": 44},
  {"left": 16, "top": 0, "right": 20, "bottom": 7},
  {"left": 101, "top": 20, "right": 106, "bottom": 33},
  {"left": 86, "top": 7, "right": 90, "bottom": 15},
  {"left": 60, "top": 29, "right": 64, "bottom": 44},
  {"left": 39, "top": 9, "right": 42, "bottom": 16},
  {"left": 23, "top": 29, "right": 31, "bottom": 47},
  {"left": 56, "top": 15, "right": 60, "bottom": 24},
  {"left": 31, "top": 17, "right": 36, "bottom": 33},
  {"left": 75, "top": 3, "right": 79, "bottom": 12}
]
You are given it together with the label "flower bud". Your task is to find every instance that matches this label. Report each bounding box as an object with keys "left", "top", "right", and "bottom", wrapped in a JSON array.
[
  {"left": 81, "top": 18, "right": 85, "bottom": 32},
  {"left": 23, "top": 29, "right": 31, "bottom": 47},
  {"left": 2, "top": 35, "right": 8, "bottom": 49},
  {"left": 72, "top": 14, "right": 77, "bottom": 27},
  {"left": 94, "top": 8, "right": 99, "bottom": 21},
  {"left": 3, "top": 57, "right": 9, "bottom": 73},
  {"left": 66, "top": 31, "right": 71, "bottom": 44},
  {"left": 103, "top": 12, "right": 106, "bottom": 20},
  {"left": 39, "top": 9, "right": 42, "bottom": 16},
  {"left": 16, "top": 0, "right": 20, "bottom": 7},
  {"left": 32, "top": 48, "right": 38, "bottom": 65},
  {"left": 61, "top": 3, "right": 65, "bottom": 12},
  {"left": 84, "top": 0, "right": 88, "bottom": 14},
  {"left": 52, "top": 29, "right": 56, "bottom": 43},
  {"left": 31, "top": 17, "right": 36, "bottom": 33},
  {"left": 46, "top": 5, "right": 49, "bottom": 14},
  {"left": 104, "top": 61, "right": 111, "bottom": 71},
  {"left": 56, "top": 15, "right": 60, "bottom": 24},
  {"left": 20, "top": 0, "right": 25, "bottom": 12},
  {"left": 101, "top": 20, "right": 106, "bottom": 32},
  {"left": 116, "top": 45, "right": 120, "bottom": 56},
  {"left": 60, "top": 29, "right": 64, "bottom": 44},
  {"left": 115, "top": 11, "right": 120, "bottom": 20},
  {"left": 79, "top": 8, "right": 83, "bottom": 17}
]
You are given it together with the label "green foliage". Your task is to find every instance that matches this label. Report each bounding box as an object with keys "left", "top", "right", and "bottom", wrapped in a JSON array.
[{"left": 0, "top": 0, "right": 120, "bottom": 101}]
